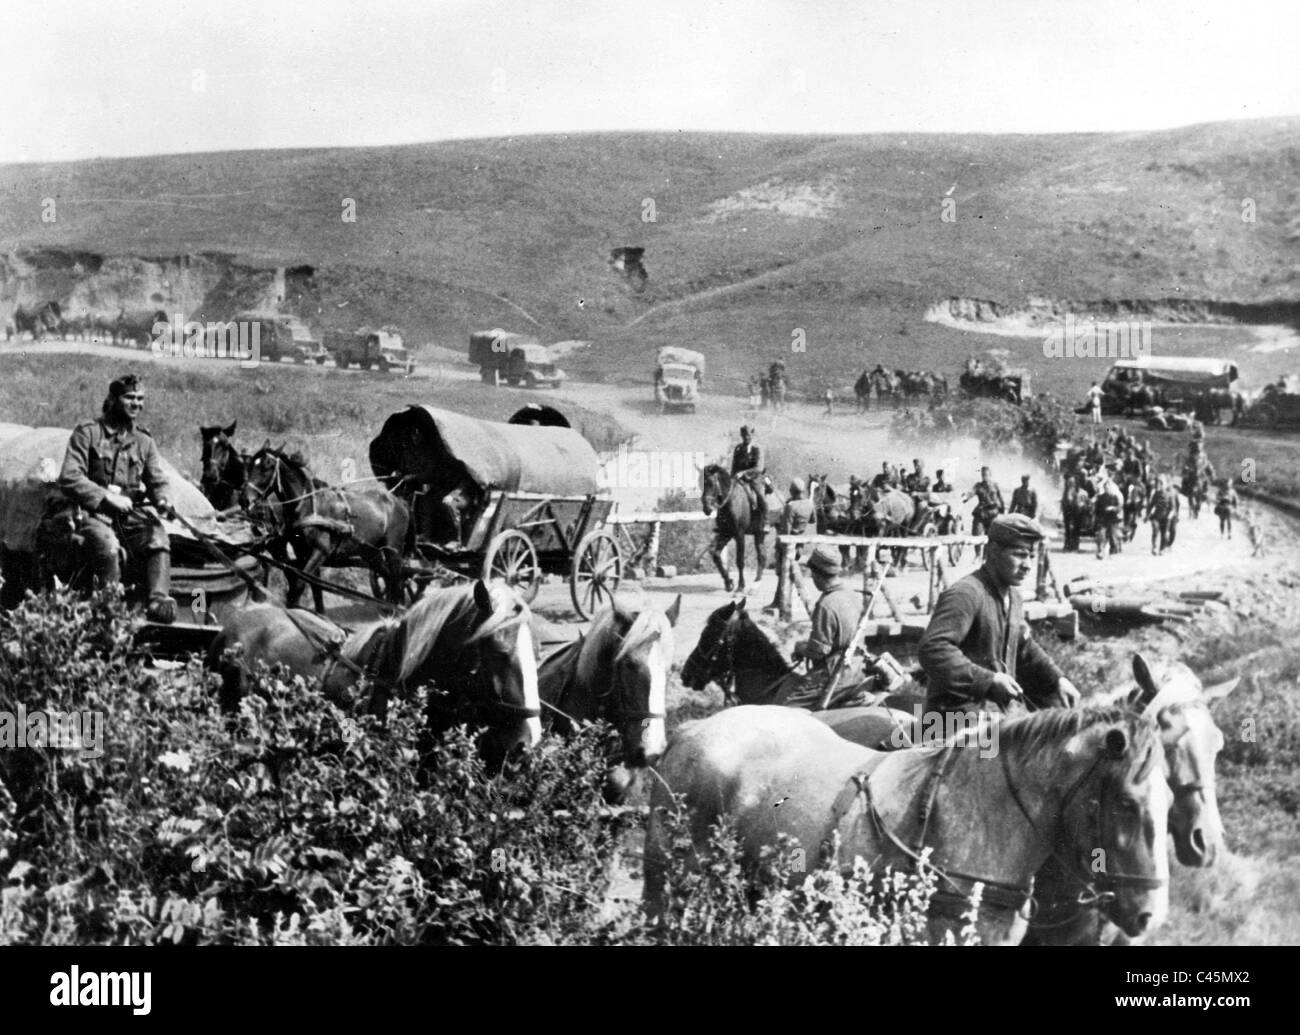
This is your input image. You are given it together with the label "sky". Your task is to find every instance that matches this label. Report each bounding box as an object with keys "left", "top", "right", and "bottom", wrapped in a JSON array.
[{"left": 1, "top": 0, "right": 1296, "bottom": 163}]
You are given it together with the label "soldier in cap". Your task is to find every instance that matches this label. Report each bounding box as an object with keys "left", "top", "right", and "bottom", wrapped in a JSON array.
[
  {"left": 730, "top": 423, "right": 768, "bottom": 526},
  {"left": 57, "top": 373, "right": 177, "bottom": 623},
  {"left": 919, "top": 514, "right": 1080, "bottom": 717},
  {"left": 1009, "top": 474, "right": 1038, "bottom": 519},
  {"left": 964, "top": 465, "right": 1006, "bottom": 547},
  {"left": 767, "top": 544, "right": 866, "bottom": 708},
  {"left": 764, "top": 477, "right": 816, "bottom": 619}
]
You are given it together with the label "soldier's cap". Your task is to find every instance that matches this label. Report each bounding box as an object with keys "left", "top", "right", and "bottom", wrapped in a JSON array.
[
  {"left": 739, "top": 423, "right": 754, "bottom": 435},
  {"left": 109, "top": 373, "right": 143, "bottom": 397},
  {"left": 803, "top": 543, "right": 843, "bottom": 575},
  {"left": 987, "top": 513, "right": 1046, "bottom": 548},
  {"left": 788, "top": 477, "right": 806, "bottom": 497}
]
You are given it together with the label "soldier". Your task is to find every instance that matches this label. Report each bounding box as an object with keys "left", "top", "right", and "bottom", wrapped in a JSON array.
[
  {"left": 1093, "top": 474, "right": 1124, "bottom": 559},
  {"left": 931, "top": 469, "right": 953, "bottom": 493},
  {"left": 1009, "top": 475, "right": 1038, "bottom": 519},
  {"left": 1214, "top": 478, "right": 1239, "bottom": 539},
  {"left": 1148, "top": 474, "right": 1180, "bottom": 555},
  {"left": 1085, "top": 382, "right": 1103, "bottom": 425},
  {"left": 870, "top": 461, "right": 897, "bottom": 492},
  {"left": 919, "top": 514, "right": 1080, "bottom": 718},
  {"left": 765, "top": 478, "right": 817, "bottom": 620},
  {"left": 773, "top": 544, "right": 867, "bottom": 709},
  {"left": 57, "top": 373, "right": 177, "bottom": 623},
  {"left": 903, "top": 458, "right": 930, "bottom": 496},
  {"left": 965, "top": 466, "right": 1006, "bottom": 542},
  {"left": 731, "top": 424, "right": 768, "bottom": 526},
  {"left": 1122, "top": 475, "right": 1147, "bottom": 543}
]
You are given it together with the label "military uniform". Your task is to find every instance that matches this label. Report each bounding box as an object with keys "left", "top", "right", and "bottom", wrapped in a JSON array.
[
  {"left": 730, "top": 437, "right": 767, "bottom": 523},
  {"left": 1009, "top": 484, "right": 1038, "bottom": 519},
  {"left": 904, "top": 471, "right": 931, "bottom": 495},
  {"left": 773, "top": 546, "right": 867, "bottom": 709},
  {"left": 57, "top": 390, "right": 175, "bottom": 621},
  {"left": 766, "top": 486, "right": 816, "bottom": 619},
  {"left": 969, "top": 478, "right": 1005, "bottom": 537}
]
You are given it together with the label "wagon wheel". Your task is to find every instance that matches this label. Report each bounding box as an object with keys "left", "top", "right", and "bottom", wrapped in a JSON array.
[
  {"left": 571, "top": 529, "right": 623, "bottom": 619},
  {"left": 919, "top": 521, "right": 939, "bottom": 571},
  {"left": 483, "top": 529, "right": 541, "bottom": 603},
  {"left": 947, "top": 517, "right": 966, "bottom": 566}
]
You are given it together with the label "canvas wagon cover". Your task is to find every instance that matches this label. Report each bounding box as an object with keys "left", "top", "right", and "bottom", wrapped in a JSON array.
[
  {"left": 0, "top": 425, "right": 219, "bottom": 552},
  {"left": 657, "top": 346, "right": 706, "bottom": 374},
  {"left": 369, "top": 406, "right": 600, "bottom": 495}
]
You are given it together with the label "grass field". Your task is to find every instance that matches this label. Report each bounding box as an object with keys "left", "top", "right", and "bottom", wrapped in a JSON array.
[{"left": 0, "top": 354, "right": 629, "bottom": 487}]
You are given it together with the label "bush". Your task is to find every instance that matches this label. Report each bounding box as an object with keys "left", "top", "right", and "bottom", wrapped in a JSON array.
[
  {"left": 894, "top": 394, "right": 1077, "bottom": 467},
  {"left": 623, "top": 799, "right": 977, "bottom": 946},
  {"left": 651, "top": 488, "right": 713, "bottom": 575},
  {"left": 0, "top": 585, "right": 634, "bottom": 944}
]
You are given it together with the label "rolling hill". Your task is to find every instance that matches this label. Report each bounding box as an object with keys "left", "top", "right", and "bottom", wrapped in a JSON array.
[{"left": 1, "top": 119, "right": 1297, "bottom": 396}]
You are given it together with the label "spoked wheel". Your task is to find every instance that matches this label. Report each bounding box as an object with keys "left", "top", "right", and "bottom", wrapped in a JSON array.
[
  {"left": 919, "top": 521, "right": 939, "bottom": 571},
  {"left": 947, "top": 518, "right": 966, "bottom": 566},
  {"left": 570, "top": 529, "right": 623, "bottom": 619},
  {"left": 483, "top": 529, "right": 541, "bottom": 603}
]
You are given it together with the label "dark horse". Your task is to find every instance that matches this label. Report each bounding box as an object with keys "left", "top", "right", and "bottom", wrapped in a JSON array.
[
  {"left": 680, "top": 597, "right": 889, "bottom": 711},
  {"left": 243, "top": 442, "right": 410, "bottom": 612},
  {"left": 700, "top": 464, "right": 767, "bottom": 592},
  {"left": 538, "top": 595, "right": 680, "bottom": 802},
  {"left": 199, "top": 422, "right": 246, "bottom": 512},
  {"left": 11, "top": 301, "right": 62, "bottom": 341},
  {"left": 208, "top": 580, "right": 541, "bottom": 771}
]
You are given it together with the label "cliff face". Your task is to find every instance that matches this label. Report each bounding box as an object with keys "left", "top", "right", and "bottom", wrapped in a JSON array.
[{"left": 0, "top": 249, "right": 291, "bottom": 326}]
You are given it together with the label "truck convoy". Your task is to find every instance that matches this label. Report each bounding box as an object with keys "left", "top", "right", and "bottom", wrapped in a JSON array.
[{"left": 469, "top": 329, "right": 566, "bottom": 388}]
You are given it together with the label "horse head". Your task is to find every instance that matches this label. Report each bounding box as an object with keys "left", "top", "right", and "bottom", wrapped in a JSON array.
[
  {"left": 700, "top": 464, "right": 729, "bottom": 516},
  {"left": 400, "top": 580, "right": 541, "bottom": 769},
  {"left": 1122, "top": 654, "right": 1230, "bottom": 868},
  {"left": 199, "top": 421, "right": 244, "bottom": 508},
  {"left": 1002, "top": 706, "right": 1170, "bottom": 939},
  {"left": 596, "top": 594, "right": 681, "bottom": 773},
  {"left": 680, "top": 598, "right": 744, "bottom": 692}
]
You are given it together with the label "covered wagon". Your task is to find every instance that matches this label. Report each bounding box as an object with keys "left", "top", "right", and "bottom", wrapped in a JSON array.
[{"left": 369, "top": 405, "right": 621, "bottom": 616}]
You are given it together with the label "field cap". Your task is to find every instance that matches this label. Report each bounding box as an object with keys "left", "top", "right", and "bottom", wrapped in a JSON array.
[
  {"left": 804, "top": 543, "right": 843, "bottom": 575},
  {"left": 987, "top": 513, "right": 1046, "bottom": 548},
  {"left": 110, "top": 373, "right": 143, "bottom": 396},
  {"left": 788, "top": 477, "right": 806, "bottom": 497}
]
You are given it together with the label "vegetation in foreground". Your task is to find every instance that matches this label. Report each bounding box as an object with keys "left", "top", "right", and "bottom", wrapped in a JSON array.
[{"left": 1, "top": 586, "right": 951, "bottom": 945}]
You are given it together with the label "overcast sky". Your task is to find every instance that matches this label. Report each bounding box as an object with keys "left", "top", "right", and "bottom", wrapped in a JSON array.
[{"left": 1, "top": 0, "right": 1296, "bottom": 163}]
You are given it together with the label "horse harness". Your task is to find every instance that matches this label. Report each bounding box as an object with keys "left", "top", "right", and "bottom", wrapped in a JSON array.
[{"left": 832, "top": 734, "right": 1165, "bottom": 922}]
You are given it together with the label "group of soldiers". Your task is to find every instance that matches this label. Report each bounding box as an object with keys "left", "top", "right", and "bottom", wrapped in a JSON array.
[{"left": 746, "top": 361, "right": 790, "bottom": 412}]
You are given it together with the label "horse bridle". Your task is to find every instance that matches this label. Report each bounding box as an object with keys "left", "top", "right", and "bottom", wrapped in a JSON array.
[
  {"left": 683, "top": 613, "right": 738, "bottom": 694},
  {"left": 1002, "top": 734, "right": 1166, "bottom": 922}
]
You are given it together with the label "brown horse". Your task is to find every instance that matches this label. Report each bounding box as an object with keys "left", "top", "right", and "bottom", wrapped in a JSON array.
[
  {"left": 208, "top": 580, "right": 541, "bottom": 770},
  {"left": 700, "top": 464, "right": 767, "bottom": 593},
  {"left": 645, "top": 703, "right": 1170, "bottom": 945},
  {"left": 243, "top": 443, "right": 410, "bottom": 612}
]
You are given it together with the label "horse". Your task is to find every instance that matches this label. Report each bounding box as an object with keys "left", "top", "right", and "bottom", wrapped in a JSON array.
[
  {"left": 12, "top": 301, "right": 62, "bottom": 341},
  {"left": 679, "top": 597, "right": 882, "bottom": 711},
  {"left": 538, "top": 595, "right": 680, "bottom": 803},
  {"left": 207, "top": 579, "right": 541, "bottom": 771},
  {"left": 853, "top": 371, "right": 873, "bottom": 412},
  {"left": 1181, "top": 468, "right": 1208, "bottom": 520},
  {"left": 1022, "top": 655, "right": 1235, "bottom": 945},
  {"left": 870, "top": 365, "right": 898, "bottom": 408},
  {"left": 199, "top": 422, "right": 246, "bottom": 512},
  {"left": 243, "top": 442, "right": 410, "bottom": 612},
  {"left": 700, "top": 464, "right": 767, "bottom": 593},
  {"left": 644, "top": 703, "right": 1170, "bottom": 945}
]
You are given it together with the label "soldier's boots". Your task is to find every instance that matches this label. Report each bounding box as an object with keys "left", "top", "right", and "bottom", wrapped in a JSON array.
[{"left": 143, "top": 551, "right": 177, "bottom": 624}]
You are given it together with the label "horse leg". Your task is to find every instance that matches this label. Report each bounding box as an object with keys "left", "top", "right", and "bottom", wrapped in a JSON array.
[
  {"left": 752, "top": 531, "right": 766, "bottom": 586},
  {"left": 709, "top": 530, "right": 734, "bottom": 593},
  {"left": 734, "top": 532, "right": 747, "bottom": 591}
]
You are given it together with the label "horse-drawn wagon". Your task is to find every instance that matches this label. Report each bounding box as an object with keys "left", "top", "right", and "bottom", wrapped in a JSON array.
[
  {"left": 0, "top": 423, "right": 265, "bottom": 656},
  {"left": 369, "top": 406, "right": 623, "bottom": 618}
]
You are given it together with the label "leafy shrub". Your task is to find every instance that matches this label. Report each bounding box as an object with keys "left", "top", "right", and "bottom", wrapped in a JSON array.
[
  {"left": 649, "top": 488, "right": 712, "bottom": 574},
  {"left": 0, "top": 585, "right": 633, "bottom": 945},
  {"left": 894, "top": 394, "right": 1077, "bottom": 467}
]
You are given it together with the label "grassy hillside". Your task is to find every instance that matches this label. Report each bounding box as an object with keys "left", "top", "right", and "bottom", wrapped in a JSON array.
[{"left": 1, "top": 120, "right": 1297, "bottom": 394}]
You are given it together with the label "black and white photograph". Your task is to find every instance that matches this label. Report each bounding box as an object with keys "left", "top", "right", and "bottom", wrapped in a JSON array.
[{"left": 0, "top": 0, "right": 1296, "bottom": 1002}]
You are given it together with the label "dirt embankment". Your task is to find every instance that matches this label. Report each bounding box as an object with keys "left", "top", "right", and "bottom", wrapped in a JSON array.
[{"left": 927, "top": 296, "right": 1300, "bottom": 336}]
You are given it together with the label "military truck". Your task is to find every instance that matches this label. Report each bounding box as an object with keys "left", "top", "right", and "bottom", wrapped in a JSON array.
[
  {"left": 469, "top": 329, "right": 566, "bottom": 388},
  {"left": 231, "top": 311, "right": 327, "bottom": 364},
  {"left": 327, "top": 326, "right": 414, "bottom": 372}
]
